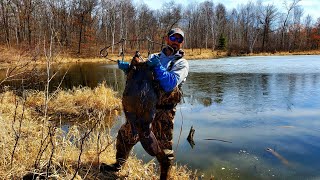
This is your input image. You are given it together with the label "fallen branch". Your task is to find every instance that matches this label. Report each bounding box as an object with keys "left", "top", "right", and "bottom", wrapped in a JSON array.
[
  {"left": 187, "top": 126, "right": 195, "bottom": 148},
  {"left": 203, "top": 138, "right": 232, "bottom": 143}
]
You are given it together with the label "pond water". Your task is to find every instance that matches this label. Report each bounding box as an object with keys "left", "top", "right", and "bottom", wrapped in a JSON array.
[
  {"left": 1, "top": 55, "right": 320, "bottom": 179},
  {"left": 168, "top": 56, "right": 320, "bottom": 180}
]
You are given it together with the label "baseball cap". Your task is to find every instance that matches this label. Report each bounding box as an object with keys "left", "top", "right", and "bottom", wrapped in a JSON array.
[{"left": 168, "top": 28, "right": 184, "bottom": 38}]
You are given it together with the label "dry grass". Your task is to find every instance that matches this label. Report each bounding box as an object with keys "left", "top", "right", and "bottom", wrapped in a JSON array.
[
  {"left": 253, "top": 49, "right": 320, "bottom": 56},
  {"left": 184, "top": 49, "right": 228, "bottom": 60},
  {"left": 184, "top": 48, "right": 320, "bottom": 60},
  {"left": 0, "top": 45, "right": 23, "bottom": 64},
  {"left": 0, "top": 84, "right": 196, "bottom": 179},
  {"left": 25, "top": 83, "right": 121, "bottom": 119}
]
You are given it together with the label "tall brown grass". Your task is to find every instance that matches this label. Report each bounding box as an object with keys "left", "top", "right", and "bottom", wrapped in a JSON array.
[
  {"left": 0, "top": 84, "right": 195, "bottom": 179},
  {"left": 25, "top": 83, "right": 121, "bottom": 119}
]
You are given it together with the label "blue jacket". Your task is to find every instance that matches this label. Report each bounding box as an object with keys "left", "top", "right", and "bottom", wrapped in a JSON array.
[{"left": 149, "top": 49, "right": 189, "bottom": 92}]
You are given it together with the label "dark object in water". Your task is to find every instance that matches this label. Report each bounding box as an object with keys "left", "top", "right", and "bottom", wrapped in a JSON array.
[
  {"left": 203, "top": 138, "right": 232, "bottom": 143},
  {"left": 122, "top": 51, "right": 161, "bottom": 156},
  {"left": 187, "top": 126, "right": 195, "bottom": 148}
]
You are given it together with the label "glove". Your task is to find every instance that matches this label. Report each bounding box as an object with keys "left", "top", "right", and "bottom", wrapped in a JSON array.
[
  {"left": 117, "top": 60, "right": 130, "bottom": 73},
  {"left": 147, "top": 55, "right": 160, "bottom": 68}
]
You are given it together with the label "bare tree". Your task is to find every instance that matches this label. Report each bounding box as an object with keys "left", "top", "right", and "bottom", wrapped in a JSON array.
[
  {"left": 0, "top": 0, "right": 11, "bottom": 46},
  {"left": 199, "top": 1, "right": 215, "bottom": 50},
  {"left": 135, "top": 4, "right": 158, "bottom": 50},
  {"left": 279, "top": 0, "right": 301, "bottom": 50},
  {"left": 227, "top": 9, "right": 239, "bottom": 50},
  {"left": 304, "top": 15, "right": 313, "bottom": 50},
  {"left": 100, "top": 0, "right": 120, "bottom": 54},
  {"left": 258, "top": 3, "right": 278, "bottom": 52},
  {"left": 184, "top": 3, "right": 200, "bottom": 50},
  {"left": 48, "top": 0, "right": 71, "bottom": 47},
  {"left": 71, "top": 0, "right": 97, "bottom": 54},
  {"left": 215, "top": 3, "right": 227, "bottom": 40},
  {"left": 159, "top": 0, "right": 182, "bottom": 34},
  {"left": 291, "top": 6, "right": 303, "bottom": 50}
]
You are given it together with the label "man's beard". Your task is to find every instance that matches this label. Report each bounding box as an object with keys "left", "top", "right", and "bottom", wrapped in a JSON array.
[{"left": 171, "top": 44, "right": 179, "bottom": 51}]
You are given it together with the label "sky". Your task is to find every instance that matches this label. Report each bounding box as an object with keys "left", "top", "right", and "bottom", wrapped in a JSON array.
[{"left": 133, "top": 0, "right": 319, "bottom": 21}]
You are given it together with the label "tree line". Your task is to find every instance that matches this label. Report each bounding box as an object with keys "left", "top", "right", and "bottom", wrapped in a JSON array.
[{"left": 0, "top": 0, "right": 319, "bottom": 57}]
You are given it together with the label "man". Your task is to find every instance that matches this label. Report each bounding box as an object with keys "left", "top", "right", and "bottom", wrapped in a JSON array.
[{"left": 101, "top": 28, "right": 189, "bottom": 179}]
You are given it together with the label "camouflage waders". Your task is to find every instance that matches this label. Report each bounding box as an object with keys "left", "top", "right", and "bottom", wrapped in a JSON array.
[{"left": 114, "top": 86, "right": 182, "bottom": 180}]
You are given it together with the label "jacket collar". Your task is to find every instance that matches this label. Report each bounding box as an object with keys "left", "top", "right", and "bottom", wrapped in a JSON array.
[{"left": 161, "top": 47, "right": 184, "bottom": 58}]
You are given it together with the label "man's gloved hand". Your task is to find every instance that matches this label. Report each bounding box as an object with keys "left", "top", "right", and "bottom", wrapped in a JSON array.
[
  {"left": 117, "top": 60, "right": 130, "bottom": 73},
  {"left": 147, "top": 55, "right": 160, "bottom": 68}
]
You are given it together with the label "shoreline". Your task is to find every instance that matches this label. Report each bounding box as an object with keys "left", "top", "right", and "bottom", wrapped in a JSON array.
[{"left": 0, "top": 47, "right": 320, "bottom": 69}]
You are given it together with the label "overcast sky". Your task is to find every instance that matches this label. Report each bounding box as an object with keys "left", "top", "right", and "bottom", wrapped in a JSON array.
[{"left": 133, "top": 0, "right": 319, "bottom": 22}]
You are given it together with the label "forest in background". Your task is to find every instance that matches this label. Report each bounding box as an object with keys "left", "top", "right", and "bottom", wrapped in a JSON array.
[{"left": 0, "top": 0, "right": 320, "bottom": 58}]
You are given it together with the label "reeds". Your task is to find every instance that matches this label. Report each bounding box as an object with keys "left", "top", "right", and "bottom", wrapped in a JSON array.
[{"left": 25, "top": 83, "right": 121, "bottom": 119}]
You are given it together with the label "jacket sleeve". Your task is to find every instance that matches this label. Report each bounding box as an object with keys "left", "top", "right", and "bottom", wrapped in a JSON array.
[{"left": 153, "top": 64, "right": 178, "bottom": 92}]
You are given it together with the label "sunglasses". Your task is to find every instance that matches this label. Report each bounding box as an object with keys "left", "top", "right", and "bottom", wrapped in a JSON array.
[{"left": 169, "top": 36, "right": 183, "bottom": 43}]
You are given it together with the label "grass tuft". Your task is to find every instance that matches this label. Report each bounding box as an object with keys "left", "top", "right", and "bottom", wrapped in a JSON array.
[{"left": 25, "top": 83, "right": 121, "bottom": 119}]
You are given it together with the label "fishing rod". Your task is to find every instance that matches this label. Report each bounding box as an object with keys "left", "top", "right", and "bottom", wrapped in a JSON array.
[
  {"left": 100, "top": 38, "right": 126, "bottom": 62},
  {"left": 100, "top": 37, "right": 174, "bottom": 62}
]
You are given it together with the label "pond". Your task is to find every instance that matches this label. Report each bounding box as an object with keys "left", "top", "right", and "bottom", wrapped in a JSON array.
[
  {"left": 1, "top": 55, "right": 320, "bottom": 179},
  {"left": 168, "top": 55, "right": 320, "bottom": 180}
]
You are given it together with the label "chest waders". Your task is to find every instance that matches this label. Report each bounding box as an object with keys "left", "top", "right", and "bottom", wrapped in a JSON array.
[{"left": 152, "top": 56, "right": 183, "bottom": 179}]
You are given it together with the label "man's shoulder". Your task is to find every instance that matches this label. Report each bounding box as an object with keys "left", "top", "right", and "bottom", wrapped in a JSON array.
[{"left": 172, "top": 57, "right": 189, "bottom": 71}]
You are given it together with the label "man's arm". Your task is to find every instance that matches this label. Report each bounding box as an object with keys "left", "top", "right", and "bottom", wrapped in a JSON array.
[
  {"left": 153, "top": 65, "right": 178, "bottom": 92},
  {"left": 147, "top": 55, "right": 189, "bottom": 92}
]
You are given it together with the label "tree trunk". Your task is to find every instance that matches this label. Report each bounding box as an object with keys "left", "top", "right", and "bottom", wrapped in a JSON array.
[{"left": 78, "top": 14, "right": 84, "bottom": 54}]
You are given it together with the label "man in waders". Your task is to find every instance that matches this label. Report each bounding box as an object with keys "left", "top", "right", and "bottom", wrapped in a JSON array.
[{"left": 101, "top": 28, "right": 189, "bottom": 179}]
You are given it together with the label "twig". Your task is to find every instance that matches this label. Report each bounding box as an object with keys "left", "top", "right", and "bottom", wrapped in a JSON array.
[
  {"left": 10, "top": 85, "right": 26, "bottom": 168},
  {"left": 34, "top": 133, "right": 50, "bottom": 169},
  {"left": 203, "top": 138, "right": 232, "bottom": 143},
  {"left": 98, "top": 138, "right": 115, "bottom": 156},
  {"left": 0, "top": 62, "right": 31, "bottom": 85},
  {"left": 48, "top": 67, "right": 69, "bottom": 102},
  {"left": 10, "top": 94, "right": 19, "bottom": 168},
  {"left": 175, "top": 107, "right": 184, "bottom": 151},
  {"left": 71, "top": 117, "right": 102, "bottom": 180},
  {"left": 46, "top": 125, "right": 56, "bottom": 178}
]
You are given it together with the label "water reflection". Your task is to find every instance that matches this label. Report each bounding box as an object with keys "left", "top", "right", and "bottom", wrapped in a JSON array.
[
  {"left": 184, "top": 72, "right": 320, "bottom": 112},
  {"left": 0, "top": 63, "right": 126, "bottom": 92},
  {"left": 53, "top": 63, "right": 126, "bottom": 92}
]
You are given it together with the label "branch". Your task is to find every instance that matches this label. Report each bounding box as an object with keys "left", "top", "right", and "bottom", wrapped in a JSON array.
[
  {"left": 203, "top": 138, "right": 232, "bottom": 143},
  {"left": 71, "top": 117, "right": 102, "bottom": 180}
]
